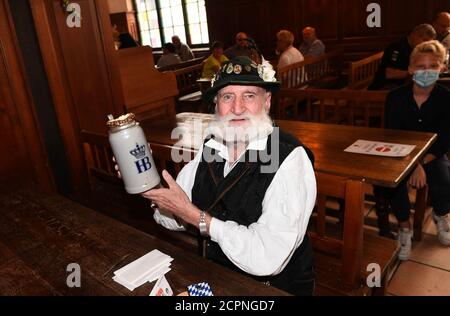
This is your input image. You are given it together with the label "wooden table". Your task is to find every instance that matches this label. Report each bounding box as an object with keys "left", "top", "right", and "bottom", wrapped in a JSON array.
[
  {"left": 276, "top": 120, "right": 436, "bottom": 188},
  {"left": 0, "top": 185, "right": 288, "bottom": 296}
]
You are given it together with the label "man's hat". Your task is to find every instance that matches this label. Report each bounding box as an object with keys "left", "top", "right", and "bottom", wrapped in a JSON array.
[{"left": 202, "top": 56, "right": 281, "bottom": 104}]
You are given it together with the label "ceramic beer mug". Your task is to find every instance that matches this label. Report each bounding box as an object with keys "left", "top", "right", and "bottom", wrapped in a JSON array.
[{"left": 107, "top": 113, "right": 161, "bottom": 194}]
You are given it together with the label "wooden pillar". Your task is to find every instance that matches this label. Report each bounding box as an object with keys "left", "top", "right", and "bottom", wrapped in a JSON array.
[
  {"left": 29, "top": 0, "right": 126, "bottom": 196},
  {"left": 0, "top": 0, "right": 54, "bottom": 192}
]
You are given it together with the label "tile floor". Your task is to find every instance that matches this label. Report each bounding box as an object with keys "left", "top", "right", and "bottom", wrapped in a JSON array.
[{"left": 364, "top": 203, "right": 450, "bottom": 296}]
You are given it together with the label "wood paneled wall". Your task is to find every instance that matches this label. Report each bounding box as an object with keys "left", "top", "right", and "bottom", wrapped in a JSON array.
[
  {"left": 29, "top": 0, "right": 125, "bottom": 194},
  {"left": 206, "top": 0, "right": 450, "bottom": 61}
]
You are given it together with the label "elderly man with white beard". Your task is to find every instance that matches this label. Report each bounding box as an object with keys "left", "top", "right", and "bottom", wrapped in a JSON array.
[{"left": 141, "top": 56, "right": 317, "bottom": 296}]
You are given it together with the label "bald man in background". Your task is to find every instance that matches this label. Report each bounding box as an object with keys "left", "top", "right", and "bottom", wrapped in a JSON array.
[
  {"left": 433, "top": 12, "right": 450, "bottom": 50},
  {"left": 298, "top": 27, "right": 325, "bottom": 58},
  {"left": 224, "top": 32, "right": 253, "bottom": 59}
]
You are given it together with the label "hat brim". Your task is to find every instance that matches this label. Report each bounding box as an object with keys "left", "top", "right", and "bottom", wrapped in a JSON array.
[{"left": 202, "top": 76, "right": 281, "bottom": 104}]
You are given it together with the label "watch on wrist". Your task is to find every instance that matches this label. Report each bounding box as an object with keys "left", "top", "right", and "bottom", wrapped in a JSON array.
[{"left": 199, "top": 211, "right": 207, "bottom": 236}]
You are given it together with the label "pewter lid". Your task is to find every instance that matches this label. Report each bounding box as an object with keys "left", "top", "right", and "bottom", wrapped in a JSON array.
[{"left": 107, "top": 113, "right": 136, "bottom": 128}]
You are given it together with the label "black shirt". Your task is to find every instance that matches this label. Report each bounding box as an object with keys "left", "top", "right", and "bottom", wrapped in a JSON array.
[
  {"left": 385, "top": 83, "right": 450, "bottom": 158},
  {"left": 369, "top": 37, "right": 413, "bottom": 90}
]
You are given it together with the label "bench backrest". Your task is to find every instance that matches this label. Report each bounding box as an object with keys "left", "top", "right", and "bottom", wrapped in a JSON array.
[
  {"left": 276, "top": 88, "right": 388, "bottom": 126},
  {"left": 277, "top": 49, "right": 343, "bottom": 89},
  {"left": 81, "top": 131, "right": 118, "bottom": 187},
  {"left": 157, "top": 56, "right": 205, "bottom": 72},
  {"left": 171, "top": 63, "right": 204, "bottom": 97},
  {"left": 348, "top": 52, "right": 383, "bottom": 89}
]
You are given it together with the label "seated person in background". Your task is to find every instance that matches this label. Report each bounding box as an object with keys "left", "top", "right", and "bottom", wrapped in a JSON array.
[
  {"left": 433, "top": 12, "right": 450, "bottom": 50},
  {"left": 156, "top": 43, "right": 181, "bottom": 68},
  {"left": 276, "top": 30, "right": 304, "bottom": 70},
  {"left": 202, "top": 41, "right": 228, "bottom": 78},
  {"left": 374, "top": 40, "right": 450, "bottom": 260},
  {"left": 118, "top": 32, "right": 140, "bottom": 49},
  {"left": 224, "top": 32, "right": 253, "bottom": 60},
  {"left": 369, "top": 24, "right": 436, "bottom": 90},
  {"left": 172, "top": 35, "right": 195, "bottom": 61},
  {"left": 298, "top": 27, "right": 325, "bottom": 58},
  {"left": 135, "top": 56, "right": 317, "bottom": 295}
]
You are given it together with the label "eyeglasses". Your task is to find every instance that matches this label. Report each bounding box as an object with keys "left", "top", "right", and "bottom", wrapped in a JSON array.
[{"left": 237, "top": 38, "right": 247, "bottom": 42}]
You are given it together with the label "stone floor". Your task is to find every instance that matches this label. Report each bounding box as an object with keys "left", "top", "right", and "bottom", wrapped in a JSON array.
[{"left": 364, "top": 203, "right": 450, "bottom": 296}]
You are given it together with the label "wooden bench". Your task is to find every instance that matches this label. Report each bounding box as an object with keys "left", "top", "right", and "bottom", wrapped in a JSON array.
[
  {"left": 276, "top": 88, "right": 388, "bottom": 125},
  {"left": 277, "top": 49, "right": 344, "bottom": 90},
  {"left": 166, "top": 63, "right": 206, "bottom": 113},
  {"left": 312, "top": 172, "right": 399, "bottom": 295},
  {"left": 171, "top": 63, "right": 204, "bottom": 97},
  {"left": 157, "top": 56, "right": 205, "bottom": 72},
  {"left": 348, "top": 52, "right": 383, "bottom": 90}
]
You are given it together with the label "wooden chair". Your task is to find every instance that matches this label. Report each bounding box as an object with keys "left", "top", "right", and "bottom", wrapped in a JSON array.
[
  {"left": 277, "top": 49, "right": 344, "bottom": 90},
  {"left": 276, "top": 88, "right": 388, "bottom": 126},
  {"left": 312, "top": 172, "right": 399, "bottom": 294},
  {"left": 348, "top": 52, "right": 383, "bottom": 90}
]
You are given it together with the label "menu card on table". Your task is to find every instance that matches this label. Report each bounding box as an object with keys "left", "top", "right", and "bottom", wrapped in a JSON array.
[{"left": 344, "top": 139, "right": 416, "bottom": 157}]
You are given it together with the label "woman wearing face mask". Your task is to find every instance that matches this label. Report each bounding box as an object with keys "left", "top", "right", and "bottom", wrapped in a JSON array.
[{"left": 374, "top": 40, "right": 450, "bottom": 261}]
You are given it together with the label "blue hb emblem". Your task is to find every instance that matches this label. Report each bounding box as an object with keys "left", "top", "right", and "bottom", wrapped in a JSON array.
[{"left": 129, "top": 143, "right": 152, "bottom": 174}]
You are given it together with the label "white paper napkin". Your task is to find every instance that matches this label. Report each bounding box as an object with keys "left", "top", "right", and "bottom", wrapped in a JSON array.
[{"left": 113, "top": 249, "right": 173, "bottom": 291}]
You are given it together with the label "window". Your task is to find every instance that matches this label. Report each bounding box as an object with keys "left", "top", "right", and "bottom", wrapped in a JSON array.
[{"left": 134, "top": 0, "right": 209, "bottom": 48}]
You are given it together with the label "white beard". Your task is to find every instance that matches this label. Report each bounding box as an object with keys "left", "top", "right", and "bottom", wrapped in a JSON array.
[{"left": 206, "top": 110, "right": 274, "bottom": 144}]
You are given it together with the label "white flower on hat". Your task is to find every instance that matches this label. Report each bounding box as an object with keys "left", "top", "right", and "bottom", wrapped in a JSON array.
[
  {"left": 210, "top": 74, "right": 217, "bottom": 87},
  {"left": 258, "top": 57, "right": 276, "bottom": 82}
]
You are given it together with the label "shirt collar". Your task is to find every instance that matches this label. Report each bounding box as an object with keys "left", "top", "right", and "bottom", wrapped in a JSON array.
[{"left": 204, "top": 135, "right": 269, "bottom": 161}]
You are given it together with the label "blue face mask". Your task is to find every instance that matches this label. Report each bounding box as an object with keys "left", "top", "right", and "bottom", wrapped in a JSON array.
[{"left": 412, "top": 70, "right": 440, "bottom": 88}]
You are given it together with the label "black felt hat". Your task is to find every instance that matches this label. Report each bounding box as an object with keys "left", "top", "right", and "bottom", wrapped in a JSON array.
[{"left": 202, "top": 56, "right": 280, "bottom": 104}]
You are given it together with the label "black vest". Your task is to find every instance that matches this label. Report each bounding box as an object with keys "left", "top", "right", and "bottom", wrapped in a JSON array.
[{"left": 191, "top": 128, "right": 315, "bottom": 295}]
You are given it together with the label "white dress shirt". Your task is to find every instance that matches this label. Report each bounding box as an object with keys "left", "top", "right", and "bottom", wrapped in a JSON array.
[{"left": 153, "top": 134, "right": 316, "bottom": 276}]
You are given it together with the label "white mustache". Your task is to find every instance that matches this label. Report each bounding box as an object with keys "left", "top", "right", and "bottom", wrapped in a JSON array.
[
  {"left": 219, "top": 113, "right": 254, "bottom": 123},
  {"left": 208, "top": 111, "right": 274, "bottom": 143}
]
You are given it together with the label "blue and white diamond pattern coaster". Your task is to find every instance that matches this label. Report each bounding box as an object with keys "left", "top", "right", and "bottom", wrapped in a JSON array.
[{"left": 187, "top": 282, "right": 214, "bottom": 296}]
